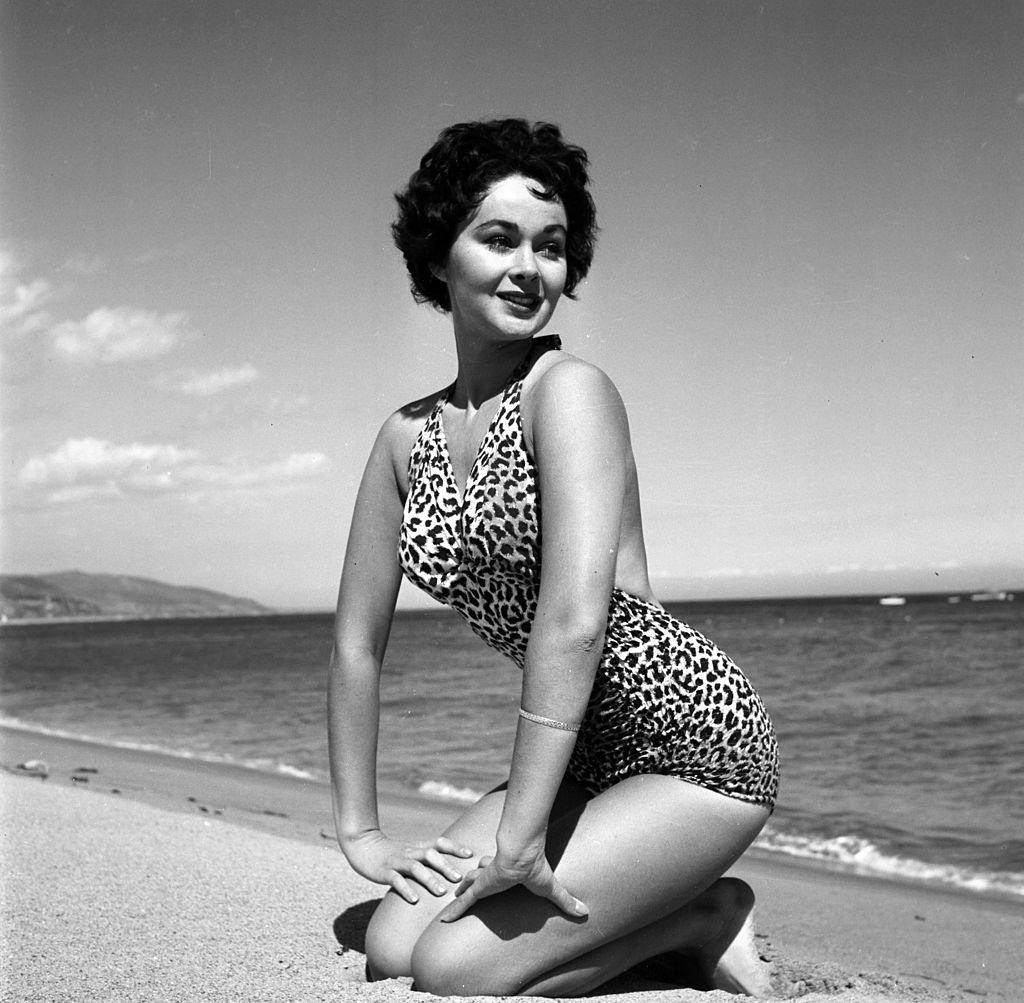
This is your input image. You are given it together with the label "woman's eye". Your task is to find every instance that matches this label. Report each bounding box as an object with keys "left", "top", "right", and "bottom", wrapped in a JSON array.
[
  {"left": 486, "top": 235, "right": 513, "bottom": 250},
  {"left": 540, "top": 243, "right": 565, "bottom": 259}
]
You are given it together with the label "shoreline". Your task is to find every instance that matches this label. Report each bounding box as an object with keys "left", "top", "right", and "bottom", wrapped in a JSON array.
[
  {"left": 3, "top": 724, "right": 1024, "bottom": 1002},
  {"left": 0, "top": 723, "right": 459, "bottom": 850},
  {"left": 2, "top": 723, "right": 1019, "bottom": 909}
]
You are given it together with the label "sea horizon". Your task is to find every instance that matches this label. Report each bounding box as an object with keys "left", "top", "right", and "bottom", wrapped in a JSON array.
[{"left": 2, "top": 584, "right": 1020, "bottom": 626}]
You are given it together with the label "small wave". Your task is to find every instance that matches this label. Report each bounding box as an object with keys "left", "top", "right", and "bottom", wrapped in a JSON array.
[
  {"left": 0, "top": 716, "right": 204, "bottom": 759},
  {"left": 273, "top": 763, "right": 320, "bottom": 781},
  {"left": 755, "top": 825, "right": 1024, "bottom": 900},
  {"left": 417, "top": 779, "right": 487, "bottom": 805},
  {"left": 0, "top": 716, "right": 325, "bottom": 784}
]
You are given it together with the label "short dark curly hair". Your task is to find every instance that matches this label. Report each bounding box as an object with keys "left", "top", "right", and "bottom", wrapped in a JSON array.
[{"left": 392, "top": 119, "right": 598, "bottom": 312}]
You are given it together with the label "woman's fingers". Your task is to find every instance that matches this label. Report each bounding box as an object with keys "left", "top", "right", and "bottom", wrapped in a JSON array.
[
  {"left": 452, "top": 864, "right": 483, "bottom": 898},
  {"left": 388, "top": 871, "right": 420, "bottom": 905},
  {"left": 437, "top": 861, "right": 587, "bottom": 923},
  {"left": 520, "top": 861, "right": 588, "bottom": 918},
  {"left": 393, "top": 837, "right": 476, "bottom": 890},
  {"left": 408, "top": 859, "right": 449, "bottom": 896},
  {"left": 423, "top": 846, "right": 464, "bottom": 882},
  {"left": 541, "top": 877, "right": 588, "bottom": 918},
  {"left": 440, "top": 867, "right": 495, "bottom": 921},
  {"left": 436, "top": 888, "right": 475, "bottom": 923},
  {"left": 349, "top": 833, "right": 479, "bottom": 898},
  {"left": 434, "top": 835, "right": 474, "bottom": 858}
]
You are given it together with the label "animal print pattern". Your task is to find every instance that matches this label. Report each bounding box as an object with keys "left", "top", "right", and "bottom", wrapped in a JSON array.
[{"left": 398, "top": 336, "right": 779, "bottom": 808}]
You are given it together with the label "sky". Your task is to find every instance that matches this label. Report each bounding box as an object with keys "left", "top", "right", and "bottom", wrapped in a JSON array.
[{"left": 1, "top": 0, "right": 1022, "bottom": 610}]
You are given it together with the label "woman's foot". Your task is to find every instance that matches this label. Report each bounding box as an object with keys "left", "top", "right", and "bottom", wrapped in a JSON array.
[
  {"left": 632, "top": 878, "right": 771, "bottom": 997},
  {"left": 694, "top": 878, "right": 771, "bottom": 996}
]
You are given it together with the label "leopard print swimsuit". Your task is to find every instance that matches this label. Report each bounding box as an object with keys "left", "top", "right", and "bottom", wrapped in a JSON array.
[{"left": 399, "top": 336, "right": 779, "bottom": 808}]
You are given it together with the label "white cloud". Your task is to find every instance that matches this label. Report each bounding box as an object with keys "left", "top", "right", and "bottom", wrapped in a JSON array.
[
  {"left": 0, "top": 252, "right": 54, "bottom": 336},
  {"left": 50, "top": 306, "right": 189, "bottom": 362},
  {"left": 1, "top": 279, "right": 53, "bottom": 334},
  {"left": 18, "top": 438, "right": 200, "bottom": 490},
  {"left": 17, "top": 437, "right": 328, "bottom": 504},
  {"left": 178, "top": 364, "right": 259, "bottom": 396}
]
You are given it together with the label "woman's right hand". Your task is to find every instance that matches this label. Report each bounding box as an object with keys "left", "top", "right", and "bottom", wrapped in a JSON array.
[{"left": 341, "top": 828, "right": 475, "bottom": 904}]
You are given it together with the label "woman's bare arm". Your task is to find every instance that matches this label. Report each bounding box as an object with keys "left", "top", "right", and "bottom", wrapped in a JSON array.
[
  {"left": 329, "top": 410, "right": 474, "bottom": 902},
  {"left": 498, "top": 359, "right": 629, "bottom": 855},
  {"left": 440, "top": 360, "right": 630, "bottom": 921},
  {"left": 329, "top": 414, "right": 406, "bottom": 847}
]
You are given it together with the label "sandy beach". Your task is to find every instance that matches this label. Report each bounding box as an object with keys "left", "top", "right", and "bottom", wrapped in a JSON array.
[{"left": 2, "top": 725, "right": 1021, "bottom": 1002}]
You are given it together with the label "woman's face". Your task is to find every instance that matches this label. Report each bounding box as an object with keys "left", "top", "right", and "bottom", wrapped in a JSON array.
[{"left": 436, "top": 174, "right": 568, "bottom": 344}]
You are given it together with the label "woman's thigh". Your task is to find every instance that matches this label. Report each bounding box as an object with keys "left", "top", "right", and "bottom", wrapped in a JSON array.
[
  {"left": 364, "top": 776, "right": 592, "bottom": 978},
  {"left": 411, "top": 775, "right": 770, "bottom": 996}
]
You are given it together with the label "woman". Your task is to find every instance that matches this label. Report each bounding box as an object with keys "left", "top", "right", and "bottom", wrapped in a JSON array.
[{"left": 329, "top": 119, "right": 779, "bottom": 997}]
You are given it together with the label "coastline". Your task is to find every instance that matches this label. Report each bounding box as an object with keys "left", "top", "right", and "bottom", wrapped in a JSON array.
[{"left": 2, "top": 724, "right": 1021, "bottom": 1001}]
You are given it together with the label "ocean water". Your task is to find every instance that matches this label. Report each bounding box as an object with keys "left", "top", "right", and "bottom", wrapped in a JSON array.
[{"left": 2, "top": 597, "right": 1022, "bottom": 903}]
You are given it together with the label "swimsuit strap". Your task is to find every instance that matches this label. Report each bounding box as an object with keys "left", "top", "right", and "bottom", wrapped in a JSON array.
[{"left": 511, "top": 334, "right": 562, "bottom": 389}]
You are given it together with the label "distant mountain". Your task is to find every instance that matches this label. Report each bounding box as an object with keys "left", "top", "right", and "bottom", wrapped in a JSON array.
[{"left": 0, "top": 571, "right": 273, "bottom": 622}]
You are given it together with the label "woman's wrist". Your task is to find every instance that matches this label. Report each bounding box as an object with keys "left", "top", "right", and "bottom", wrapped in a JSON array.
[
  {"left": 338, "top": 824, "right": 383, "bottom": 851},
  {"left": 495, "top": 825, "right": 547, "bottom": 863}
]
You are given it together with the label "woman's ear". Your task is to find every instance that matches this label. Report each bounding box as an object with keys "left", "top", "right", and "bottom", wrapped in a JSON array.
[{"left": 429, "top": 261, "right": 447, "bottom": 283}]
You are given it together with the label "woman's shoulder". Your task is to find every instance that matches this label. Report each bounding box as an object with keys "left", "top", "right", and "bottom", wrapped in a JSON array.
[
  {"left": 526, "top": 348, "right": 624, "bottom": 414},
  {"left": 373, "top": 387, "right": 447, "bottom": 465},
  {"left": 522, "top": 348, "right": 628, "bottom": 447}
]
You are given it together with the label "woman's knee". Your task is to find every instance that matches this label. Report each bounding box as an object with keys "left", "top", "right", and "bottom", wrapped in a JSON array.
[
  {"left": 410, "top": 922, "right": 517, "bottom": 998},
  {"left": 364, "top": 893, "right": 420, "bottom": 980}
]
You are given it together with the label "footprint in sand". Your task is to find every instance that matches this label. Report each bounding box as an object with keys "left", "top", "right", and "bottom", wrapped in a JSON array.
[{"left": 186, "top": 796, "right": 223, "bottom": 815}]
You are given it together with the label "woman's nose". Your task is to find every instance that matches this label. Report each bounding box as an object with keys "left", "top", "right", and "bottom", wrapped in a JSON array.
[{"left": 510, "top": 247, "right": 539, "bottom": 282}]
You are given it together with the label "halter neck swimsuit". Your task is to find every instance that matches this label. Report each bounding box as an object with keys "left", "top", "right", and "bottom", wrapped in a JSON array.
[{"left": 399, "top": 336, "right": 779, "bottom": 808}]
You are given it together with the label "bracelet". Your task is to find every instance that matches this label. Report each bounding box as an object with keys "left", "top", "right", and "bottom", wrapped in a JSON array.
[{"left": 518, "top": 707, "right": 582, "bottom": 733}]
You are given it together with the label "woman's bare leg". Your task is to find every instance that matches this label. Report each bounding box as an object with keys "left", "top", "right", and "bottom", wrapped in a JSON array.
[
  {"left": 523, "top": 876, "right": 768, "bottom": 997},
  {"left": 407, "top": 774, "right": 770, "bottom": 995},
  {"left": 404, "top": 775, "right": 771, "bottom": 997}
]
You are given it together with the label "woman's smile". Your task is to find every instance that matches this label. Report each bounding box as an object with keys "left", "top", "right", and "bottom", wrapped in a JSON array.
[{"left": 497, "top": 291, "right": 543, "bottom": 314}]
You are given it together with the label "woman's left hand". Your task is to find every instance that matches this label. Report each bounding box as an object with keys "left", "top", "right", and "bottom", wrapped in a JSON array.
[{"left": 437, "top": 845, "right": 588, "bottom": 923}]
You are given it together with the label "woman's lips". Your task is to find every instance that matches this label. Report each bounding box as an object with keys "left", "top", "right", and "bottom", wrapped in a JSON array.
[{"left": 498, "top": 292, "right": 541, "bottom": 311}]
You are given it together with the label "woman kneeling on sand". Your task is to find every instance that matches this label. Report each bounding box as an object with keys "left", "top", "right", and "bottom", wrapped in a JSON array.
[{"left": 329, "top": 118, "right": 779, "bottom": 997}]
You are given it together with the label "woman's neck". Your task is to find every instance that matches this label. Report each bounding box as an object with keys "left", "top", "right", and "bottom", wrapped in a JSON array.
[{"left": 449, "top": 333, "right": 542, "bottom": 409}]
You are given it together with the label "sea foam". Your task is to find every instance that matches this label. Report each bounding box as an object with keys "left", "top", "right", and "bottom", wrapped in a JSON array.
[
  {"left": 755, "top": 825, "right": 1024, "bottom": 901},
  {"left": 417, "top": 779, "right": 486, "bottom": 804}
]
